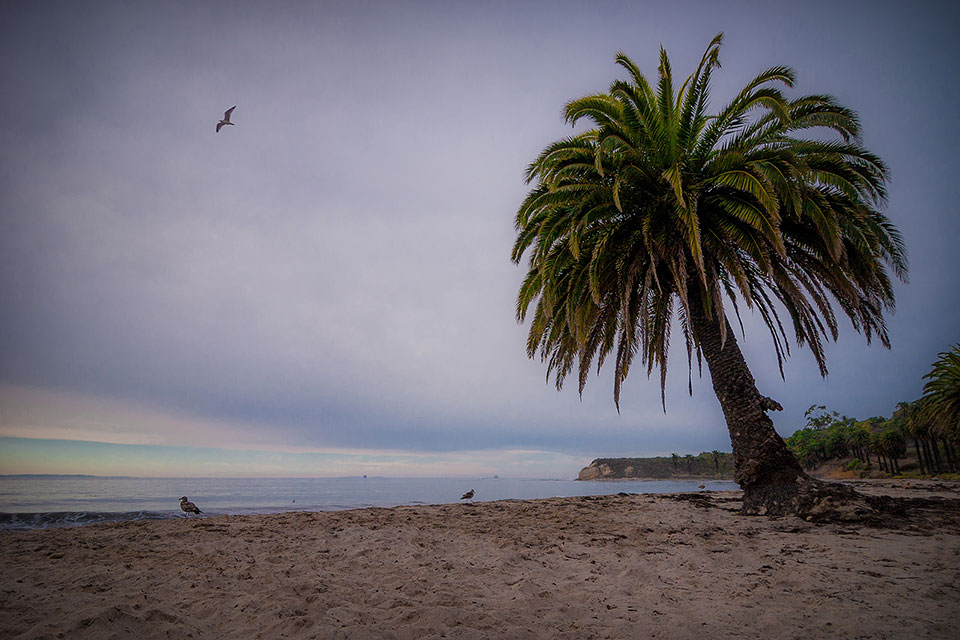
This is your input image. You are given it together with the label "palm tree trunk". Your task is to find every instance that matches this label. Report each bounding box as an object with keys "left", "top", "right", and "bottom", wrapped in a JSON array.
[
  {"left": 921, "top": 439, "right": 935, "bottom": 473},
  {"left": 942, "top": 438, "right": 955, "bottom": 471},
  {"left": 685, "top": 292, "right": 857, "bottom": 515},
  {"left": 913, "top": 438, "right": 926, "bottom": 475},
  {"left": 924, "top": 440, "right": 933, "bottom": 472},
  {"left": 931, "top": 439, "right": 944, "bottom": 473}
]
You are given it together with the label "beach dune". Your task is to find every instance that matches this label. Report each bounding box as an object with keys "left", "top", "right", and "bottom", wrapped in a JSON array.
[{"left": 2, "top": 481, "right": 958, "bottom": 639}]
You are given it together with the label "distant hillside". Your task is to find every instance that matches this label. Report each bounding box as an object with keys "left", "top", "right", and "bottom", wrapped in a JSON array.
[{"left": 577, "top": 453, "right": 734, "bottom": 480}]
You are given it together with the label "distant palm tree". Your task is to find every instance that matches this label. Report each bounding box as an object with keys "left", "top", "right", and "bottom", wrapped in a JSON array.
[
  {"left": 869, "top": 431, "right": 888, "bottom": 472},
  {"left": 670, "top": 453, "right": 679, "bottom": 470},
  {"left": 879, "top": 430, "right": 906, "bottom": 475},
  {"left": 711, "top": 450, "right": 722, "bottom": 475},
  {"left": 922, "top": 345, "right": 960, "bottom": 468},
  {"left": 512, "top": 34, "right": 906, "bottom": 515},
  {"left": 893, "top": 400, "right": 928, "bottom": 474},
  {"left": 846, "top": 423, "right": 873, "bottom": 469}
]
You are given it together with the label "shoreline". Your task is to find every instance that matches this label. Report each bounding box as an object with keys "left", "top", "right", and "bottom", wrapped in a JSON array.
[
  {"left": 0, "top": 477, "right": 738, "bottom": 532},
  {"left": 2, "top": 480, "right": 958, "bottom": 639},
  {"left": 578, "top": 475, "right": 735, "bottom": 482}
]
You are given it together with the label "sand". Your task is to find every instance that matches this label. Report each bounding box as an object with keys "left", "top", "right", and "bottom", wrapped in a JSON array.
[{"left": 2, "top": 480, "right": 959, "bottom": 639}]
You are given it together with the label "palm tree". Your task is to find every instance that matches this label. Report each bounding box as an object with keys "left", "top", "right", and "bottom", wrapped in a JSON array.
[
  {"left": 879, "top": 429, "right": 906, "bottom": 475},
  {"left": 893, "top": 400, "right": 929, "bottom": 474},
  {"left": 847, "top": 422, "right": 873, "bottom": 469},
  {"left": 922, "top": 345, "right": 960, "bottom": 470},
  {"left": 711, "top": 450, "right": 722, "bottom": 475},
  {"left": 869, "top": 431, "right": 888, "bottom": 473},
  {"left": 512, "top": 34, "right": 907, "bottom": 516}
]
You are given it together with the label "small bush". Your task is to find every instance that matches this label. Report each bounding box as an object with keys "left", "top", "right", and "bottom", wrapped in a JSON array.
[{"left": 844, "top": 459, "right": 862, "bottom": 471}]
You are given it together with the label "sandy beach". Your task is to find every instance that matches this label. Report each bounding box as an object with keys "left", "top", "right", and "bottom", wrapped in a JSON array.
[{"left": 2, "top": 480, "right": 959, "bottom": 639}]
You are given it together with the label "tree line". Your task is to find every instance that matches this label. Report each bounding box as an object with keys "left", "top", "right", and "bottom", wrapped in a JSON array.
[{"left": 785, "top": 345, "right": 960, "bottom": 476}]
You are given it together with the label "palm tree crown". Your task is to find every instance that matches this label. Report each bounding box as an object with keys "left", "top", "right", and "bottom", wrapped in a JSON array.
[
  {"left": 921, "top": 345, "right": 960, "bottom": 440},
  {"left": 512, "top": 33, "right": 907, "bottom": 408}
]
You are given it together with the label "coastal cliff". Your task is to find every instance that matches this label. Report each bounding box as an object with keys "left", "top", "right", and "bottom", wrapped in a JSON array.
[{"left": 577, "top": 454, "right": 734, "bottom": 480}]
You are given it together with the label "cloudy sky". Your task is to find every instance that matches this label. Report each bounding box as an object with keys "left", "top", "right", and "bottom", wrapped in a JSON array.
[{"left": 1, "top": 0, "right": 957, "bottom": 478}]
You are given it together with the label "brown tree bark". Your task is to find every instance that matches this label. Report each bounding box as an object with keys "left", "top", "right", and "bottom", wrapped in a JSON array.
[
  {"left": 921, "top": 439, "right": 935, "bottom": 473},
  {"left": 913, "top": 438, "right": 926, "bottom": 475},
  {"left": 931, "top": 439, "right": 944, "bottom": 472},
  {"left": 942, "top": 439, "right": 955, "bottom": 472},
  {"left": 687, "top": 288, "right": 858, "bottom": 516}
]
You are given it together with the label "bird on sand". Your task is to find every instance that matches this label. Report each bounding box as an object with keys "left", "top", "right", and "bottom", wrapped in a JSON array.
[
  {"left": 216, "top": 106, "right": 236, "bottom": 132},
  {"left": 180, "top": 496, "right": 203, "bottom": 515},
  {"left": 460, "top": 489, "right": 475, "bottom": 503}
]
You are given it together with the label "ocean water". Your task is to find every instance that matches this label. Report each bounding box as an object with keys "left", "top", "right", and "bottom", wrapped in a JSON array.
[{"left": 0, "top": 475, "right": 738, "bottom": 531}]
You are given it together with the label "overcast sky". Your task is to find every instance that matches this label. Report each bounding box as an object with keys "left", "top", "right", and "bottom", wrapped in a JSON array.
[{"left": 1, "top": 0, "right": 957, "bottom": 478}]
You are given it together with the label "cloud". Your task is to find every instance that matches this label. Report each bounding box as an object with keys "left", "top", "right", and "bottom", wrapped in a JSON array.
[{"left": 1, "top": 1, "right": 958, "bottom": 476}]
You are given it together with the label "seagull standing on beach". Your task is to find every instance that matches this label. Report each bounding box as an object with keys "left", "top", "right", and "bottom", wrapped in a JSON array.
[
  {"left": 216, "top": 106, "right": 236, "bottom": 132},
  {"left": 460, "top": 489, "right": 475, "bottom": 503},
  {"left": 179, "top": 496, "right": 203, "bottom": 515}
]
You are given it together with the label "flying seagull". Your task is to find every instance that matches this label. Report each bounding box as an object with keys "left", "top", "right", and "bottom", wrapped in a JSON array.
[
  {"left": 180, "top": 496, "right": 203, "bottom": 515},
  {"left": 216, "top": 106, "right": 236, "bottom": 133},
  {"left": 460, "top": 489, "right": 475, "bottom": 503}
]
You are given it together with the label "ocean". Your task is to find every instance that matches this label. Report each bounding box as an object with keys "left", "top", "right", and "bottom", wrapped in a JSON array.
[{"left": 0, "top": 475, "right": 738, "bottom": 531}]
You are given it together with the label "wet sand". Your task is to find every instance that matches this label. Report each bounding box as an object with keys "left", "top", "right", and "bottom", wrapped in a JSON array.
[{"left": 2, "top": 480, "right": 959, "bottom": 639}]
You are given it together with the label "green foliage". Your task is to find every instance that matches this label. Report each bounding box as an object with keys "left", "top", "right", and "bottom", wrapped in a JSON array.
[
  {"left": 586, "top": 452, "right": 734, "bottom": 478},
  {"left": 878, "top": 429, "right": 906, "bottom": 458},
  {"left": 511, "top": 33, "right": 905, "bottom": 410},
  {"left": 844, "top": 459, "right": 862, "bottom": 471},
  {"left": 921, "top": 344, "right": 960, "bottom": 441},
  {"left": 786, "top": 391, "right": 959, "bottom": 476},
  {"left": 786, "top": 410, "right": 873, "bottom": 470},
  {"left": 803, "top": 405, "right": 840, "bottom": 430}
]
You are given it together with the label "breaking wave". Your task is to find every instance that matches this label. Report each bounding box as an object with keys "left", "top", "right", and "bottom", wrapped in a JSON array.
[{"left": 0, "top": 510, "right": 175, "bottom": 531}]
